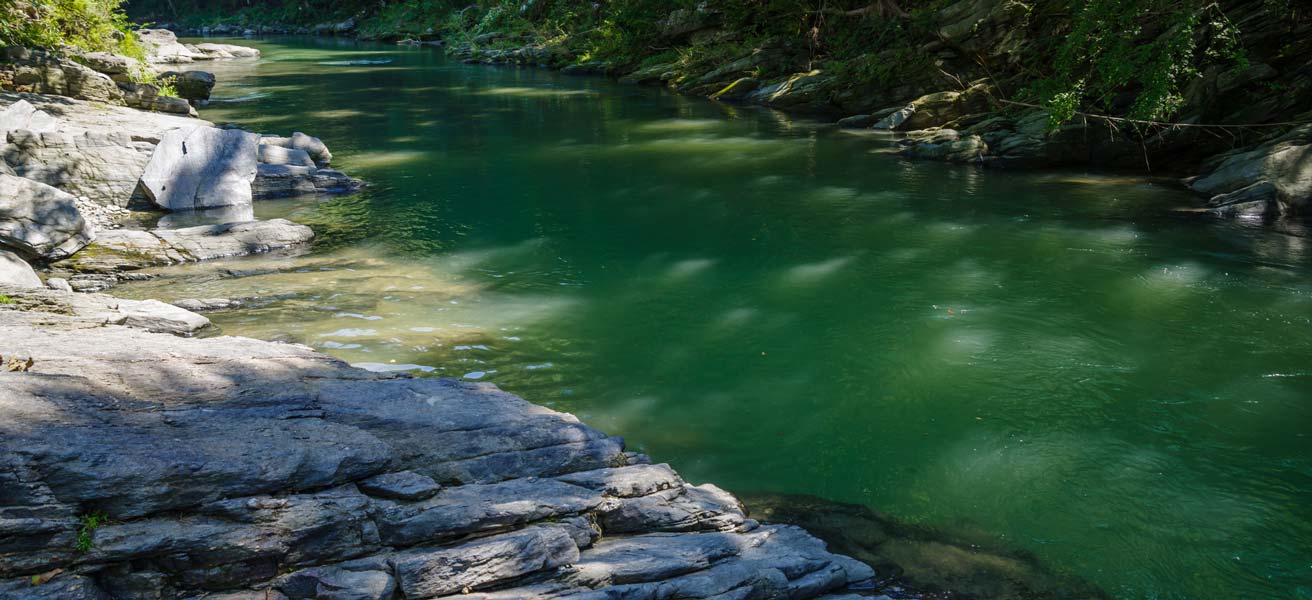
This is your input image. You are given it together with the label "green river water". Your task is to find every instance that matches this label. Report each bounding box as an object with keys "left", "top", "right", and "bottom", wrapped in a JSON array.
[{"left": 117, "top": 37, "right": 1312, "bottom": 599}]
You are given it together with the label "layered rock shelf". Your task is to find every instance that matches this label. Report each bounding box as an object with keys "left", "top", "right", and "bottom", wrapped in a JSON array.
[{"left": 0, "top": 291, "right": 875, "bottom": 599}]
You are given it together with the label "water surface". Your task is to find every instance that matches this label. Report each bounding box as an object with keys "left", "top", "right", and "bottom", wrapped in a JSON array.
[{"left": 122, "top": 37, "right": 1312, "bottom": 599}]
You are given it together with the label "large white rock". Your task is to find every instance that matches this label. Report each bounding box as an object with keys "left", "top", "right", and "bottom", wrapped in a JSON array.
[
  {"left": 139, "top": 126, "right": 260, "bottom": 211},
  {"left": 1, "top": 92, "right": 206, "bottom": 207},
  {"left": 0, "top": 248, "right": 41, "bottom": 288},
  {"left": 0, "top": 174, "right": 95, "bottom": 260}
]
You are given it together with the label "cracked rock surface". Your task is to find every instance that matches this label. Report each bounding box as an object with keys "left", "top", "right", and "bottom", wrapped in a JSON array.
[{"left": 0, "top": 296, "right": 874, "bottom": 599}]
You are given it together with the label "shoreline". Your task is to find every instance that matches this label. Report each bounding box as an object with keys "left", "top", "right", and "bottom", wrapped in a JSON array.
[
  {"left": 0, "top": 32, "right": 880, "bottom": 600},
  {"left": 149, "top": 6, "right": 1312, "bottom": 223},
  {"left": 2, "top": 32, "right": 1270, "bottom": 598},
  {"left": 0, "top": 285, "right": 880, "bottom": 599}
]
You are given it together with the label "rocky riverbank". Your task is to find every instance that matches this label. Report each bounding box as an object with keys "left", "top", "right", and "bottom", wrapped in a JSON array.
[
  {"left": 0, "top": 30, "right": 886, "bottom": 600},
  {"left": 0, "top": 286, "right": 877, "bottom": 599},
  {"left": 164, "top": 0, "right": 1308, "bottom": 221},
  {"left": 438, "top": 2, "right": 1311, "bottom": 220}
]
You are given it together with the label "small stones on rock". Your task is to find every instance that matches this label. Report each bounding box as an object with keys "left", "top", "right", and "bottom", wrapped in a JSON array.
[{"left": 2, "top": 354, "right": 35, "bottom": 371}]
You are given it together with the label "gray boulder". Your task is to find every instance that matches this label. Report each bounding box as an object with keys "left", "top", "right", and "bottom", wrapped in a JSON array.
[
  {"left": 1191, "top": 124, "right": 1312, "bottom": 216},
  {"left": 372, "top": 477, "right": 602, "bottom": 547},
  {"left": 262, "top": 132, "right": 333, "bottom": 166},
  {"left": 0, "top": 92, "right": 203, "bottom": 207},
  {"left": 898, "top": 128, "right": 989, "bottom": 163},
  {"left": 0, "top": 298, "right": 876, "bottom": 599},
  {"left": 122, "top": 82, "right": 197, "bottom": 115},
  {"left": 45, "top": 276, "right": 73, "bottom": 292},
  {"left": 595, "top": 482, "right": 749, "bottom": 534},
  {"left": 276, "top": 557, "right": 395, "bottom": 600},
  {"left": 111, "top": 297, "right": 211, "bottom": 335},
  {"left": 556, "top": 463, "right": 684, "bottom": 498},
  {"left": 172, "top": 297, "right": 240, "bottom": 312},
  {"left": 0, "top": 174, "right": 95, "bottom": 261},
  {"left": 253, "top": 164, "right": 362, "bottom": 198},
  {"left": 139, "top": 126, "right": 260, "bottom": 211},
  {"left": 0, "top": 248, "right": 41, "bottom": 288},
  {"left": 159, "top": 70, "right": 216, "bottom": 102},
  {"left": 59, "top": 219, "right": 312, "bottom": 281},
  {"left": 258, "top": 144, "right": 316, "bottom": 167}
]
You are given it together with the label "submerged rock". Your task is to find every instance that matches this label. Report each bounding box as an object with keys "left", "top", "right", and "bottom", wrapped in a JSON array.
[
  {"left": 172, "top": 297, "right": 241, "bottom": 312},
  {"left": 66, "top": 219, "right": 313, "bottom": 273},
  {"left": 253, "top": 164, "right": 362, "bottom": 198},
  {"left": 744, "top": 492, "right": 1108, "bottom": 599}
]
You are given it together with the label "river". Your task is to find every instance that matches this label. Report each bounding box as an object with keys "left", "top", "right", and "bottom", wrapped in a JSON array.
[{"left": 116, "top": 36, "right": 1312, "bottom": 599}]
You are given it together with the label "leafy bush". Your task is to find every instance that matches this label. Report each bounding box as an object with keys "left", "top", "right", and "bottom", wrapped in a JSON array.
[
  {"left": 1031, "top": 0, "right": 1245, "bottom": 127},
  {"left": 1, "top": 0, "right": 142, "bottom": 58}
]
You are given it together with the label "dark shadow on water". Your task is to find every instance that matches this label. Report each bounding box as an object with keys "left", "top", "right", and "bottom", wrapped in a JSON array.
[{"left": 743, "top": 493, "right": 1109, "bottom": 600}]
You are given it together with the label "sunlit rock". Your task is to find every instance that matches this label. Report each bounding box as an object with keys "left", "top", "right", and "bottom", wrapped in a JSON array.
[{"left": 139, "top": 126, "right": 260, "bottom": 211}]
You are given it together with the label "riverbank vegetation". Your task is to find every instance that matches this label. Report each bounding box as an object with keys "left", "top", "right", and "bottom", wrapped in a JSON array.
[
  {"left": 116, "top": 0, "right": 1309, "bottom": 131},
  {"left": 1, "top": 0, "right": 146, "bottom": 59}
]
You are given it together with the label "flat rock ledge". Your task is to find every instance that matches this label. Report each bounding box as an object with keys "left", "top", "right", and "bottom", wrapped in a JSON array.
[
  {"left": 55, "top": 219, "right": 314, "bottom": 292},
  {"left": 0, "top": 299, "right": 875, "bottom": 599}
]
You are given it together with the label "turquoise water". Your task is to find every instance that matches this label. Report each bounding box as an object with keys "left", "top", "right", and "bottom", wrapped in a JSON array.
[{"left": 128, "top": 37, "right": 1312, "bottom": 598}]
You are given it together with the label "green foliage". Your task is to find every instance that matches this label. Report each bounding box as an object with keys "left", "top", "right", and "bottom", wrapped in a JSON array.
[
  {"left": 0, "top": 0, "right": 142, "bottom": 56},
  {"left": 75, "top": 511, "right": 109, "bottom": 553},
  {"left": 0, "top": 295, "right": 14, "bottom": 305},
  {"left": 1032, "top": 0, "right": 1246, "bottom": 127}
]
